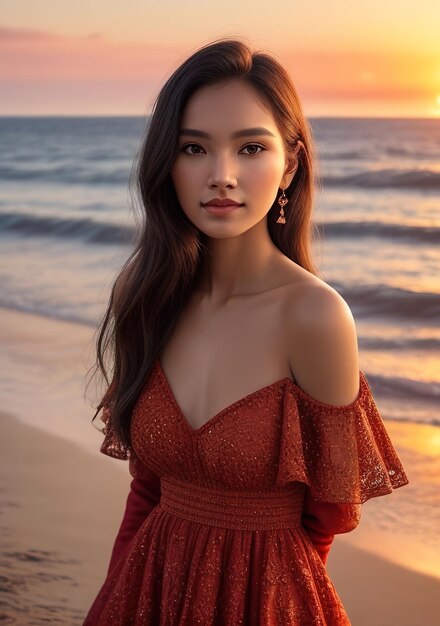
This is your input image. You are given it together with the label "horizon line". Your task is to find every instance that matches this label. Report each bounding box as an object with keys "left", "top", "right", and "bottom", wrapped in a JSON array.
[{"left": 0, "top": 114, "right": 438, "bottom": 121}]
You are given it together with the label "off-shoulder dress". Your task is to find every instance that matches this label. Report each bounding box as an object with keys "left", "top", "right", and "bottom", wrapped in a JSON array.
[{"left": 83, "top": 359, "right": 409, "bottom": 625}]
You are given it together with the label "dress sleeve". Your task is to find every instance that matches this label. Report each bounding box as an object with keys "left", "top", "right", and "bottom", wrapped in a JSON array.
[
  {"left": 106, "top": 464, "right": 162, "bottom": 576},
  {"left": 97, "top": 384, "right": 162, "bottom": 576},
  {"left": 99, "top": 382, "right": 131, "bottom": 460},
  {"left": 301, "top": 487, "right": 361, "bottom": 566},
  {"left": 276, "top": 370, "right": 409, "bottom": 504}
]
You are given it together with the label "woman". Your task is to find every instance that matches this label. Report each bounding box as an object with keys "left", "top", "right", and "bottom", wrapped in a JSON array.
[{"left": 83, "top": 38, "right": 409, "bottom": 625}]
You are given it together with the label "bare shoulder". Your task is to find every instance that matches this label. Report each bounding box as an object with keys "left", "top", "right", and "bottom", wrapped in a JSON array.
[{"left": 283, "top": 273, "right": 360, "bottom": 406}]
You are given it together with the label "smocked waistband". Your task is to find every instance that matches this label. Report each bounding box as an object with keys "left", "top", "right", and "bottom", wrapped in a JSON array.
[{"left": 159, "top": 476, "right": 303, "bottom": 531}]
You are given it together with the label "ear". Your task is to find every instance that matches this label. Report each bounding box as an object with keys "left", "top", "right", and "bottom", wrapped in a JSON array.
[{"left": 280, "top": 140, "right": 303, "bottom": 189}]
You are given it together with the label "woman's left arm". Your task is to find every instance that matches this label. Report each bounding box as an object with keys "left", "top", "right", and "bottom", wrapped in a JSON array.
[
  {"left": 288, "top": 285, "right": 362, "bottom": 566},
  {"left": 301, "top": 488, "right": 361, "bottom": 565},
  {"left": 106, "top": 457, "right": 161, "bottom": 576}
]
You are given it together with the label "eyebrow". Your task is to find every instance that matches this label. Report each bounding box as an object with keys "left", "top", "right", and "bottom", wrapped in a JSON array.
[{"left": 179, "top": 126, "right": 276, "bottom": 139}]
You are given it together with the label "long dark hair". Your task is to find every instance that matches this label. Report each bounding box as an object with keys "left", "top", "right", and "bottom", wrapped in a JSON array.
[{"left": 87, "top": 37, "right": 323, "bottom": 450}]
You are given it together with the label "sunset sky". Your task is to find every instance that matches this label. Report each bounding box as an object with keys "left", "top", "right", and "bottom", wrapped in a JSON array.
[{"left": 1, "top": 0, "right": 439, "bottom": 117}]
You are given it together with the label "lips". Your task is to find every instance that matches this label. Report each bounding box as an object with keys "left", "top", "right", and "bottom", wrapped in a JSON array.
[{"left": 202, "top": 198, "right": 243, "bottom": 207}]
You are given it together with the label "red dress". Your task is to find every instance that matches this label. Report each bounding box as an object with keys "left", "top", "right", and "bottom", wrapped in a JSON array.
[{"left": 83, "top": 360, "right": 409, "bottom": 625}]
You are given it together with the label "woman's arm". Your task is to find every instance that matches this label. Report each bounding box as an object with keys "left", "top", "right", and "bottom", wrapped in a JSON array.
[
  {"left": 288, "top": 284, "right": 362, "bottom": 565},
  {"left": 107, "top": 462, "right": 161, "bottom": 576},
  {"left": 301, "top": 488, "right": 361, "bottom": 565}
]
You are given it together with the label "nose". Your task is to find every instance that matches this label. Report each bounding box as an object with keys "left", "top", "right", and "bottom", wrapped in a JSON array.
[{"left": 207, "top": 154, "right": 237, "bottom": 189}]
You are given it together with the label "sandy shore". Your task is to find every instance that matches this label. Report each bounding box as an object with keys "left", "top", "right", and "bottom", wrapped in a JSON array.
[
  {"left": 1, "top": 410, "right": 439, "bottom": 625},
  {"left": 1, "top": 410, "right": 130, "bottom": 625}
]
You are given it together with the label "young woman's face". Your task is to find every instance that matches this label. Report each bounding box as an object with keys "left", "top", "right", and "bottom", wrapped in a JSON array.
[{"left": 171, "top": 79, "right": 296, "bottom": 237}]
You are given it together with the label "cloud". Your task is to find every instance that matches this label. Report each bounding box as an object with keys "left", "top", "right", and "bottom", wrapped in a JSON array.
[
  {"left": 0, "top": 25, "right": 180, "bottom": 83},
  {"left": 85, "top": 32, "right": 104, "bottom": 41},
  {"left": 0, "top": 25, "right": 105, "bottom": 44},
  {"left": 0, "top": 25, "right": 59, "bottom": 43}
]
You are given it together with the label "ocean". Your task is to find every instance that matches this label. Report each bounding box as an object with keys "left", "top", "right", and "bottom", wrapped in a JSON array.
[
  {"left": 0, "top": 116, "right": 439, "bottom": 580},
  {"left": 1, "top": 116, "right": 438, "bottom": 425}
]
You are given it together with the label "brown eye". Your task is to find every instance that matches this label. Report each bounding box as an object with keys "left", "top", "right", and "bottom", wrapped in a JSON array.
[
  {"left": 181, "top": 143, "right": 205, "bottom": 154},
  {"left": 240, "top": 144, "right": 265, "bottom": 155}
]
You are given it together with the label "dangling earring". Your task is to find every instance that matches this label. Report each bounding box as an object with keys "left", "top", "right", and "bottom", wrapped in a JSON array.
[{"left": 276, "top": 188, "right": 288, "bottom": 224}]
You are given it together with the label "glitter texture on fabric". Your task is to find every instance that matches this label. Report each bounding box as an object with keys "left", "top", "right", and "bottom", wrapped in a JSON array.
[{"left": 83, "top": 360, "right": 409, "bottom": 625}]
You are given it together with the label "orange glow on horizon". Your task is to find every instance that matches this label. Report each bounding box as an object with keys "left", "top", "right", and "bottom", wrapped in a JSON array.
[{"left": 1, "top": 10, "right": 439, "bottom": 117}]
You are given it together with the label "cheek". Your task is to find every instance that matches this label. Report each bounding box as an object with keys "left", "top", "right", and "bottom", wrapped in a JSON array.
[{"left": 249, "top": 158, "right": 283, "bottom": 193}]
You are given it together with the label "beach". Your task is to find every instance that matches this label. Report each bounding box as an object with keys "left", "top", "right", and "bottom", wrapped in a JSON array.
[{"left": 1, "top": 304, "right": 439, "bottom": 624}]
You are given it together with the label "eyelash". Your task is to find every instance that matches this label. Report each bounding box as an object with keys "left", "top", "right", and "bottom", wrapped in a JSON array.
[{"left": 180, "top": 143, "right": 266, "bottom": 156}]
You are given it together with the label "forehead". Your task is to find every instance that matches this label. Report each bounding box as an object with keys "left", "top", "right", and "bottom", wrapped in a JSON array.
[{"left": 180, "top": 80, "right": 279, "bottom": 135}]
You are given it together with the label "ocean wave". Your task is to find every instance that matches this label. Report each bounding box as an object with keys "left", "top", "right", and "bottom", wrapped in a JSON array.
[
  {"left": 323, "top": 168, "right": 440, "bottom": 190},
  {"left": 321, "top": 220, "right": 440, "bottom": 244},
  {"left": 0, "top": 211, "right": 134, "bottom": 245},
  {"left": 359, "top": 336, "right": 440, "bottom": 351},
  {"left": 323, "top": 147, "right": 431, "bottom": 160},
  {"left": 334, "top": 282, "right": 440, "bottom": 323},
  {"left": 394, "top": 416, "right": 440, "bottom": 428},
  {"left": 384, "top": 146, "right": 434, "bottom": 158},
  {"left": 325, "top": 150, "right": 367, "bottom": 160},
  {"left": 365, "top": 371, "right": 440, "bottom": 406},
  {"left": 0, "top": 164, "right": 131, "bottom": 185}
]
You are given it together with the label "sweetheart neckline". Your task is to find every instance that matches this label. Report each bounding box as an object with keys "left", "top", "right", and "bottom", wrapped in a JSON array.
[
  {"left": 154, "top": 359, "right": 366, "bottom": 436},
  {"left": 155, "top": 359, "right": 293, "bottom": 435}
]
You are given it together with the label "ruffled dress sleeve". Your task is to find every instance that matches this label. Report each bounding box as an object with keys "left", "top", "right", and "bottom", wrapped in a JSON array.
[
  {"left": 98, "top": 384, "right": 162, "bottom": 575},
  {"left": 276, "top": 370, "right": 409, "bottom": 504},
  {"left": 99, "top": 383, "right": 155, "bottom": 480},
  {"left": 276, "top": 370, "right": 409, "bottom": 565}
]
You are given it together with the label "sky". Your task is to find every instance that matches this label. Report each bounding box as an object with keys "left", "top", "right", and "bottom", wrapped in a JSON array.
[{"left": 1, "top": 0, "right": 439, "bottom": 117}]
